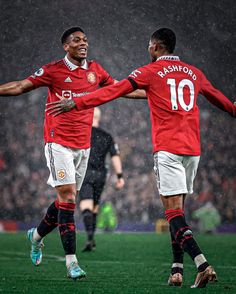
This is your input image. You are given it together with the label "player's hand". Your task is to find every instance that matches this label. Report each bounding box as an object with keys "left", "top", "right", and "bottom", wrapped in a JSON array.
[
  {"left": 45, "top": 93, "right": 76, "bottom": 116},
  {"left": 115, "top": 178, "right": 125, "bottom": 190}
]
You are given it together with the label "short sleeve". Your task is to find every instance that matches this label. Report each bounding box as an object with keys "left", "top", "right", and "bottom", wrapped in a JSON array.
[
  {"left": 127, "top": 67, "right": 150, "bottom": 90},
  {"left": 200, "top": 71, "right": 236, "bottom": 117},
  {"left": 109, "top": 136, "right": 120, "bottom": 157},
  {"left": 26, "top": 65, "right": 52, "bottom": 88}
]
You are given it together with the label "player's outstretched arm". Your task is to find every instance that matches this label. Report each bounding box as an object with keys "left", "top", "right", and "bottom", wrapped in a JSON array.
[
  {"left": 200, "top": 75, "right": 236, "bottom": 117},
  {"left": 113, "top": 80, "right": 146, "bottom": 99},
  {"left": 124, "top": 89, "right": 147, "bottom": 99},
  {"left": 46, "top": 79, "right": 133, "bottom": 116},
  {"left": 0, "top": 79, "right": 34, "bottom": 96}
]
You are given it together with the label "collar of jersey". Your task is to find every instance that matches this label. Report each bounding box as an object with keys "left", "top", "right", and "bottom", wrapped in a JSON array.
[
  {"left": 156, "top": 55, "right": 180, "bottom": 61},
  {"left": 64, "top": 55, "right": 88, "bottom": 71}
]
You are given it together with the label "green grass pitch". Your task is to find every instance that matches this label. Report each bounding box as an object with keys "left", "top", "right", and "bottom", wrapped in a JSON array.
[{"left": 0, "top": 232, "right": 235, "bottom": 293}]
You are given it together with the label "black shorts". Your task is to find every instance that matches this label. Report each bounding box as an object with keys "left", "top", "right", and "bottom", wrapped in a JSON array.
[{"left": 79, "top": 169, "right": 107, "bottom": 205}]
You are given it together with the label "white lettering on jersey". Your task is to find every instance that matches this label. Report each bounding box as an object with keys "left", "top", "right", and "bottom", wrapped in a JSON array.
[
  {"left": 62, "top": 90, "right": 89, "bottom": 99},
  {"left": 72, "top": 92, "right": 89, "bottom": 98},
  {"left": 129, "top": 69, "right": 142, "bottom": 78},
  {"left": 167, "top": 78, "right": 195, "bottom": 111},
  {"left": 163, "top": 67, "right": 170, "bottom": 75},
  {"left": 158, "top": 71, "right": 165, "bottom": 78},
  {"left": 157, "top": 65, "right": 197, "bottom": 80}
]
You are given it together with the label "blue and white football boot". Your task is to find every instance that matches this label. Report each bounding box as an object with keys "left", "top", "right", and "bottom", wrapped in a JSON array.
[
  {"left": 27, "top": 228, "right": 44, "bottom": 266},
  {"left": 67, "top": 262, "right": 86, "bottom": 280}
]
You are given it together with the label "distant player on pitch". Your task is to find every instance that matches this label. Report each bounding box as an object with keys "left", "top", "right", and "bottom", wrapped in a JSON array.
[{"left": 80, "top": 107, "right": 124, "bottom": 252}]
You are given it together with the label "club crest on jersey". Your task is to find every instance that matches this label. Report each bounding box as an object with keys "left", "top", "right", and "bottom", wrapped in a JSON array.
[
  {"left": 62, "top": 90, "right": 72, "bottom": 99},
  {"left": 57, "top": 169, "right": 66, "bottom": 180},
  {"left": 34, "top": 68, "right": 44, "bottom": 77},
  {"left": 86, "top": 72, "right": 96, "bottom": 84}
]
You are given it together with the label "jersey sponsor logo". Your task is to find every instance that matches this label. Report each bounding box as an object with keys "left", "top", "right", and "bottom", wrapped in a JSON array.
[
  {"left": 64, "top": 77, "right": 72, "bottom": 82},
  {"left": 62, "top": 90, "right": 89, "bottom": 99},
  {"left": 62, "top": 90, "right": 72, "bottom": 99},
  {"left": 129, "top": 69, "right": 142, "bottom": 78},
  {"left": 86, "top": 72, "right": 96, "bottom": 84},
  {"left": 57, "top": 169, "right": 66, "bottom": 180},
  {"left": 34, "top": 68, "right": 44, "bottom": 77}
]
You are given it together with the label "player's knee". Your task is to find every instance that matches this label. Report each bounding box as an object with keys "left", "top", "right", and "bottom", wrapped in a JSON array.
[
  {"left": 57, "top": 186, "right": 76, "bottom": 203},
  {"left": 80, "top": 199, "right": 94, "bottom": 211},
  {"left": 165, "top": 209, "right": 184, "bottom": 223}
]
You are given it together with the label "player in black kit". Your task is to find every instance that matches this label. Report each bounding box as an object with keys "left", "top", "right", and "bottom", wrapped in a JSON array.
[{"left": 79, "top": 108, "right": 125, "bottom": 251}]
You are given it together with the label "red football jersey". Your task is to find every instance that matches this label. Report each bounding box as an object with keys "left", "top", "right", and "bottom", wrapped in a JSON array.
[
  {"left": 73, "top": 56, "right": 235, "bottom": 155},
  {"left": 27, "top": 56, "right": 115, "bottom": 148}
]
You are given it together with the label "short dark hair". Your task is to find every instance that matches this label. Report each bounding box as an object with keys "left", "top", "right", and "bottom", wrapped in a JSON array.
[
  {"left": 61, "top": 27, "right": 85, "bottom": 44},
  {"left": 151, "top": 28, "right": 176, "bottom": 53}
]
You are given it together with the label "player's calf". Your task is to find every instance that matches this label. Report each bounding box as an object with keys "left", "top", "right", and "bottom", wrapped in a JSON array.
[{"left": 165, "top": 209, "right": 210, "bottom": 273}]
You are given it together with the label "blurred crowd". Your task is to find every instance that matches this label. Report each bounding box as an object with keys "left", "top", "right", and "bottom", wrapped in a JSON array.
[{"left": 0, "top": 90, "right": 235, "bottom": 226}]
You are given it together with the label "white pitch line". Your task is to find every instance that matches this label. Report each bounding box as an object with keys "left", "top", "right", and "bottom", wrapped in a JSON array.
[
  {"left": 0, "top": 251, "right": 65, "bottom": 261},
  {"left": 1, "top": 251, "right": 236, "bottom": 269}
]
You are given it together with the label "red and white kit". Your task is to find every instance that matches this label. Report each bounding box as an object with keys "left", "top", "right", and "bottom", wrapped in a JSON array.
[
  {"left": 73, "top": 55, "right": 236, "bottom": 155},
  {"left": 27, "top": 56, "right": 115, "bottom": 188},
  {"left": 27, "top": 55, "right": 115, "bottom": 149},
  {"left": 71, "top": 55, "right": 235, "bottom": 195}
]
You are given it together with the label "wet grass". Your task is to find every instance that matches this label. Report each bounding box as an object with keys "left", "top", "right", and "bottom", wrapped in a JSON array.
[{"left": 0, "top": 232, "right": 235, "bottom": 293}]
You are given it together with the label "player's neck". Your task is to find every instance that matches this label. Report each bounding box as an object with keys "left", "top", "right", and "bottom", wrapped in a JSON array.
[
  {"left": 67, "top": 55, "right": 86, "bottom": 67},
  {"left": 158, "top": 51, "right": 173, "bottom": 58}
]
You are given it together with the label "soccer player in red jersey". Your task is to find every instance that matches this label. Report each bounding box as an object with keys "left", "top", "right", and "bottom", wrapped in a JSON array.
[
  {"left": 48, "top": 28, "right": 236, "bottom": 288},
  {"left": 0, "top": 26, "right": 145, "bottom": 280}
]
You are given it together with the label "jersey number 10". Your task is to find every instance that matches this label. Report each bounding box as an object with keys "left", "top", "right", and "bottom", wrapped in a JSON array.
[{"left": 167, "top": 78, "right": 195, "bottom": 112}]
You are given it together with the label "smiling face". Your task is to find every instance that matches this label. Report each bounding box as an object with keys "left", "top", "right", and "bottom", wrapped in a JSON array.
[{"left": 63, "top": 31, "right": 88, "bottom": 64}]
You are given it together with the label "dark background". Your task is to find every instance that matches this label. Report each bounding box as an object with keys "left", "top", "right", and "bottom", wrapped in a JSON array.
[{"left": 0, "top": 0, "right": 235, "bottom": 226}]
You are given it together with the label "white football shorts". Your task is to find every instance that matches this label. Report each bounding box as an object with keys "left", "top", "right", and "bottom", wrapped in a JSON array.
[
  {"left": 45, "top": 142, "right": 90, "bottom": 191},
  {"left": 153, "top": 151, "right": 200, "bottom": 196}
]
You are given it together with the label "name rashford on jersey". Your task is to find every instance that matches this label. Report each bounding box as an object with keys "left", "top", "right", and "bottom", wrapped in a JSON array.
[
  {"left": 127, "top": 56, "right": 234, "bottom": 155},
  {"left": 72, "top": 55, "right": 235, "bottom": 155},
  {"left": 27, "top": 56, "right": 115, "bottom": 149}
]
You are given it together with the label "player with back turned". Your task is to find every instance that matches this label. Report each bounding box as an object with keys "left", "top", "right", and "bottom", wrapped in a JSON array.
[
  {"left": 47, "top": 28, "right": 236, "bottom": 288},
  {"left": 0, "top": 26, "right": 145, "bottom": 280},
  {"left": 80, "top": 107, "right": 124, "bottom": 252}
]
